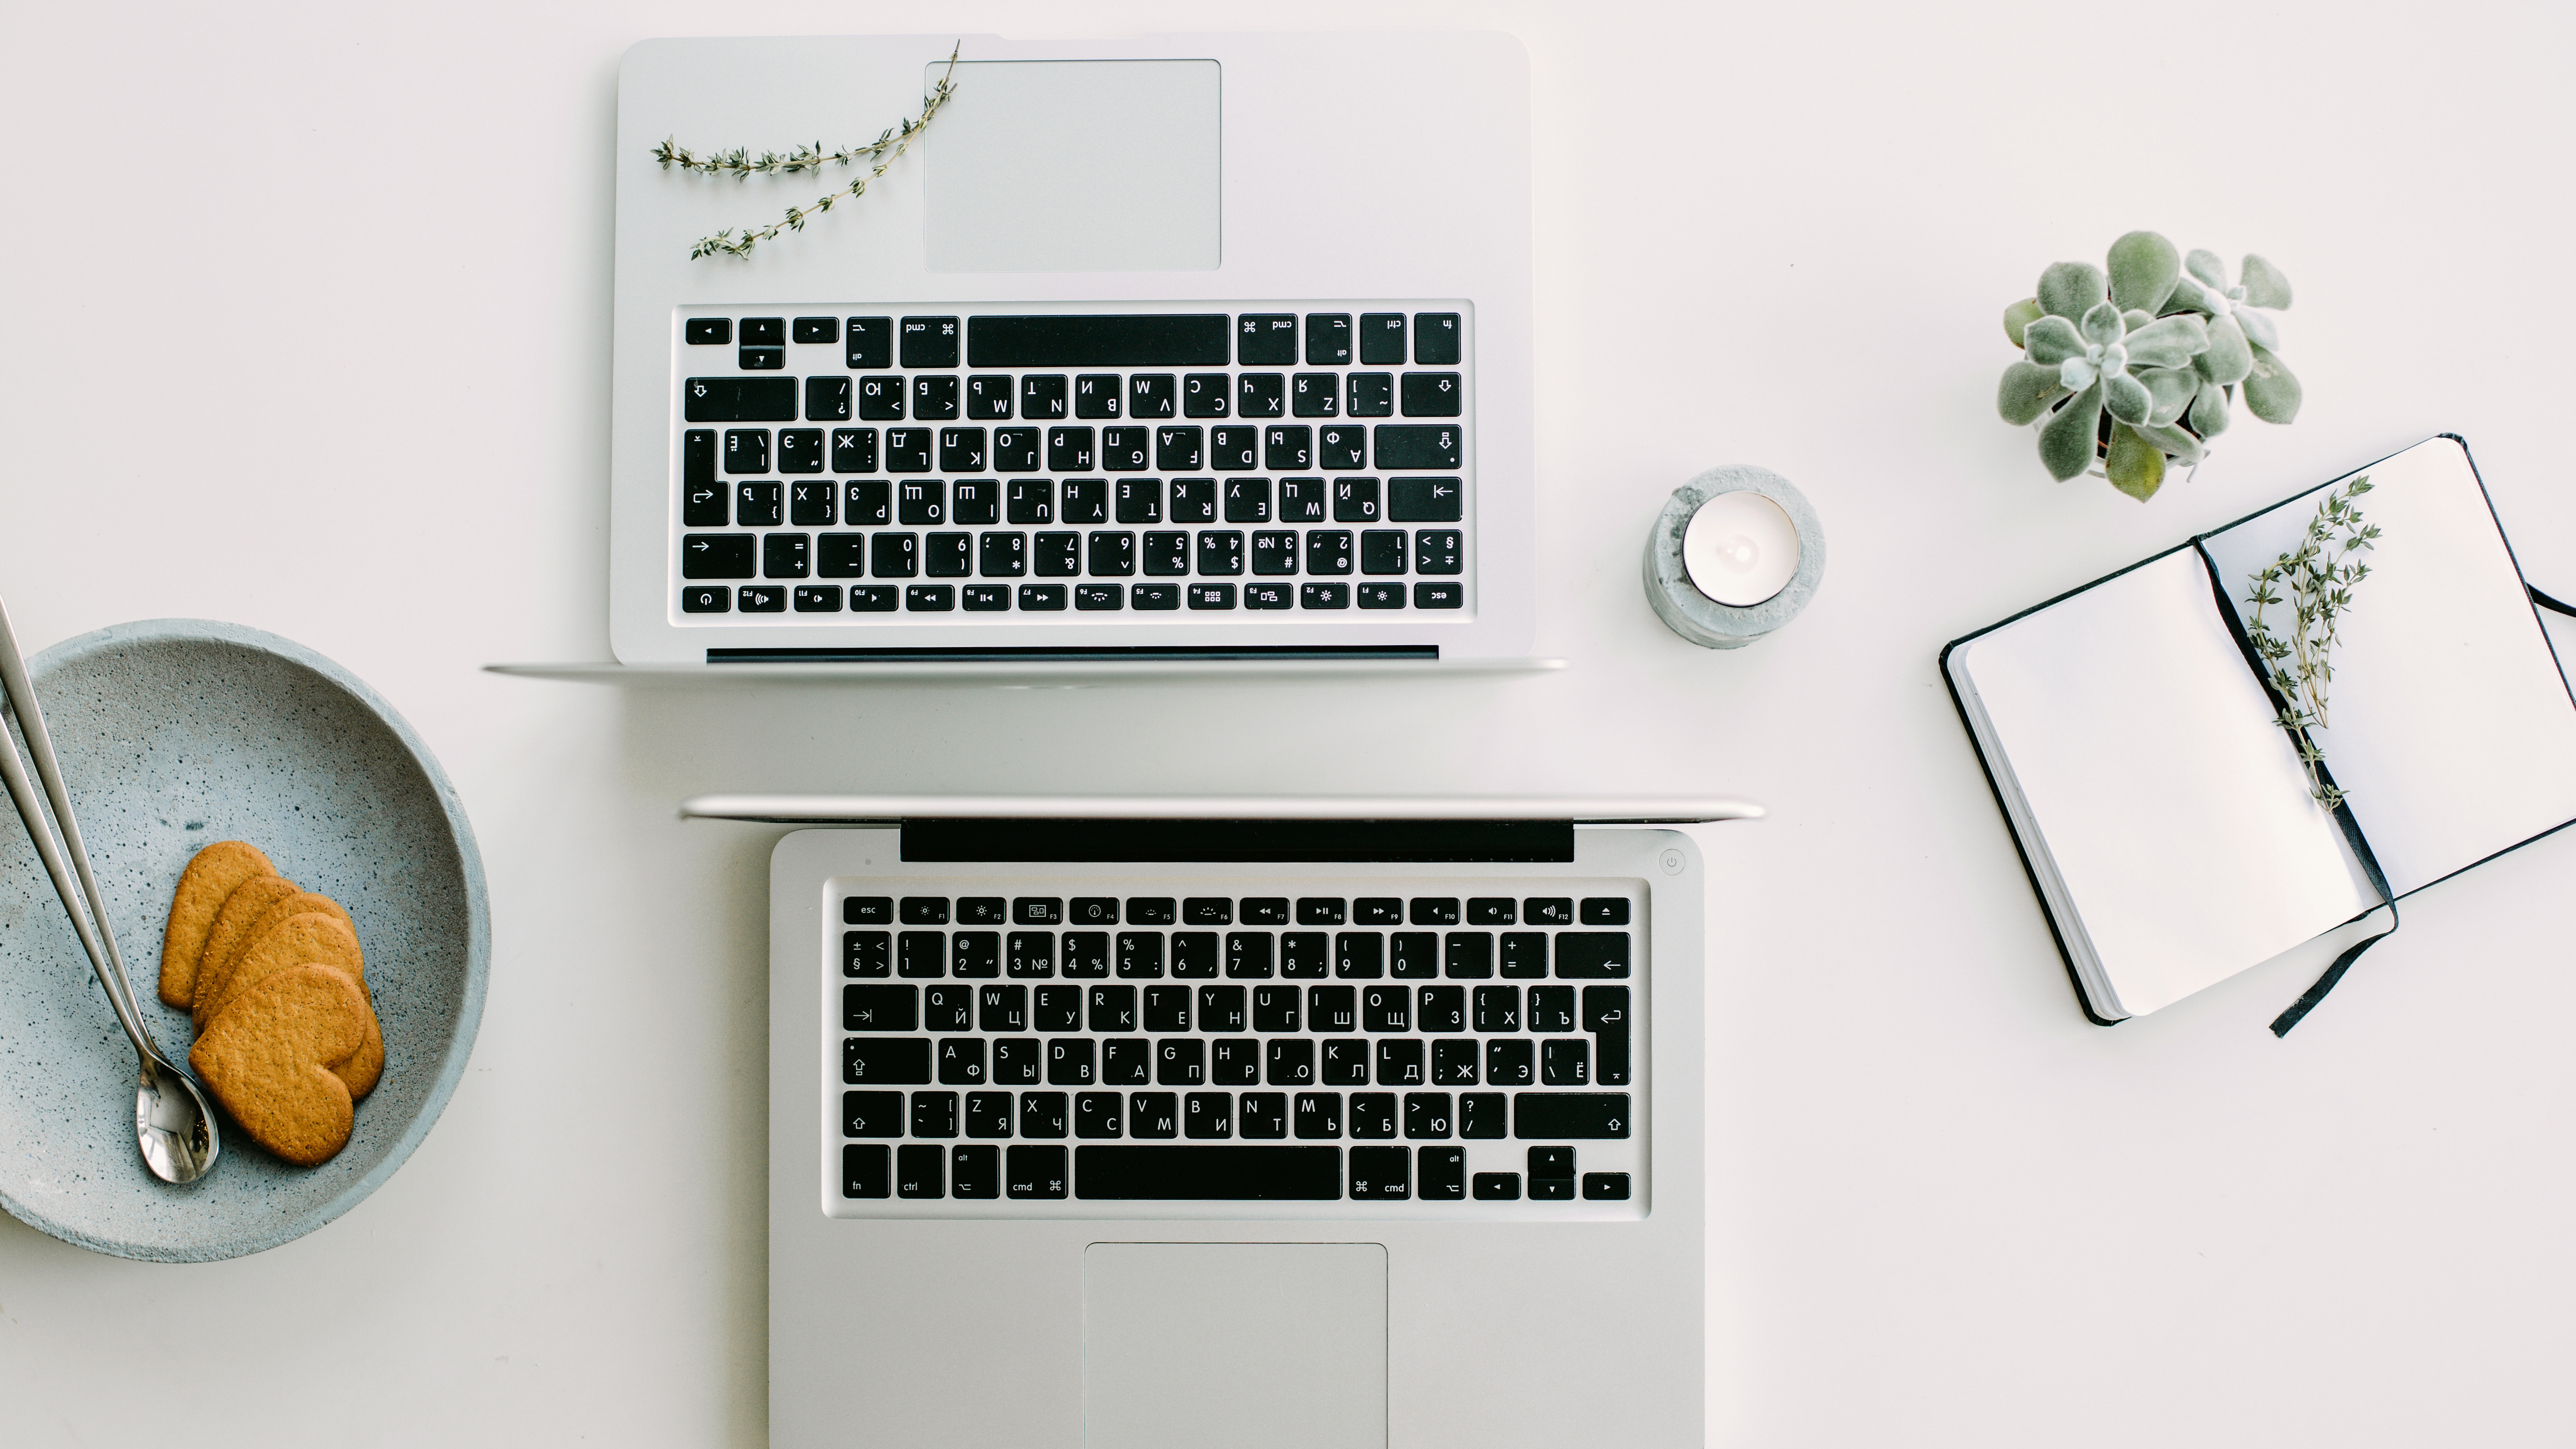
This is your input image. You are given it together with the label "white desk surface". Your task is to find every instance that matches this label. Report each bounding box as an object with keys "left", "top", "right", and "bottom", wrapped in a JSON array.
[{"left": 5, "top": 2, "right": 2573, "bottom": 1444}]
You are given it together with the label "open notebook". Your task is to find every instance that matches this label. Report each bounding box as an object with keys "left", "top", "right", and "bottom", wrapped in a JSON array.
[{"left": 1945, "top": 436, "right": 2576, "bottom": 1026}]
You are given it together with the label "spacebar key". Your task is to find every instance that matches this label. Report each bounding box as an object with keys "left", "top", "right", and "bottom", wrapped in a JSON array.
[{"left": 1075, "top": 1145, "right": 1343, "bottom": 1199}]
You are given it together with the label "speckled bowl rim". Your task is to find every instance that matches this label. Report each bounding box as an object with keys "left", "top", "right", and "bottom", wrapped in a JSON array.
[{"left": 0, "top": 619, "right": 489, "bottom": 1261}]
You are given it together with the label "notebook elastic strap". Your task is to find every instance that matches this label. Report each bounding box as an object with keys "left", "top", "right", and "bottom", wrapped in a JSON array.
[
  {"left": 2532, "top": 585, "right": 2576, "bottom": 618},
  {"left": 2189, "top": 537, "right": 2403, "bottom": 1036}
]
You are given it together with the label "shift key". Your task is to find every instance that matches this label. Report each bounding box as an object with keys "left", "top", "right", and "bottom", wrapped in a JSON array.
[{"left": 1513, "top": 1092, "right": 1631, "bottom": 1139}]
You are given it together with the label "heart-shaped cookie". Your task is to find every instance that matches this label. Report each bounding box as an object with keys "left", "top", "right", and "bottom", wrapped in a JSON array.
[
  {"left": 198, "top": 911, "right": 383, "bottom": 1098},
  {"left": 189, "top": 964, "right": 369, "bottom": 1167},
  {"left": 192, "top": 874, "right": 303, "bottom": 1010},
  {"left": 157, "top": 840, "right": 276, "bottom": 1008},
  {"left": 194, "top": 892, "right": 362, "bottom": 1030}
]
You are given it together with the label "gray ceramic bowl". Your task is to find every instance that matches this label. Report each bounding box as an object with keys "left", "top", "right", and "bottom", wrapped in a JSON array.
[{"left": 0, "top": 620, "right": 488, "bottom": 1260}]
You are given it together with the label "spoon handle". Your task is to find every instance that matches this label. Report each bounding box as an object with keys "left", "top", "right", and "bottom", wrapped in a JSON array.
[{"left": 0, "top": 599, "right": 160, "bottom": 1064}]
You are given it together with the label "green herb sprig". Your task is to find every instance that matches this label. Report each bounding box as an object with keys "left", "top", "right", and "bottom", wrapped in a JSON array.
[
  {"left": 2245, "top": 476, "right": 2378, "bottom": 808},
  {"left": 653, "top": 44, "right": 960, "bottom": 260}
]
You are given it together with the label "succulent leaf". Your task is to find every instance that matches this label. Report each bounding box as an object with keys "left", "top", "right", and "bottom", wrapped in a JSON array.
[
  {"left": 2078, "top": 300, "right": 2126, "bottom": 349},
  {"left": 2122, "top": 308, "right": 2154, "bottom": 332},
  {"left": 2004, "top": 297, "right": 2043, "bottom": 347},
  {"left": 2188, "top": 379, "right": 2232, "bottom": 437},
  {"left": 2239, "top": 254, "right": 2293, "bottom": 309},
  {"left": 2185, "top": 248, "right": 2229, "bottom": 289},
  {"left": 2135, "top": 421, "right": 2208, "bottom": 464},
  {"left": 2106, "top": 424, "right": 2167, "bottom": 500},
  {"left": 2039, "top": 384, "right": 2105, "bottom": 481},
  {"left": 2122, "top": 313, "right": 2210, "bottom": 369},
  {"left": 2243, "top": 342, "right": 2303, "bottom": 422},
  {"left": 1998, "top": 361, "right": 2069, "bottom": 425},
  {"left": 2021, "top": 315, "right": 2086, "bottom": 366},
  {"left": 2194, "top": 314, "right": 2254, "bottom": 385},
  {"left": 2140, "top": 366, "right": 2198, "bottom": 426},
  {"left": 2038, "top": 262, "right": 2109, "bottom": 320},
  {"left": 2160, "top": 272, "right": 2214, "bottom": 315},
  {"left": 2107, "top": 231, "right": 2183, "bottom": 313},
  {"left": 2104, "top": 372, "right": 2155, "bottom": 427},
  {"left": 2235, "top": 304, "right": 2280, "bottom": 352}
]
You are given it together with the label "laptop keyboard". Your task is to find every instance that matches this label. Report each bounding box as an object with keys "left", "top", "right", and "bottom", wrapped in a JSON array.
[
  {"left": 823, "top": 876, "right": 1645, "bottom": 1218},
  {"left": 673, "top": 303, "right": 1477, "bottom": 625}
]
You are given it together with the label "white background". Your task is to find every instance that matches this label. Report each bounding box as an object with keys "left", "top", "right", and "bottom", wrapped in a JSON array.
[{"left": 4, "top": 0, "right": 2573, "bottom": 1444}]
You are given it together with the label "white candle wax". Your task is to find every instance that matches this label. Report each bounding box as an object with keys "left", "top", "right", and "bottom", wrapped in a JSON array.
[{"left": 1682, "top": 490, "right": 1801, "bottom": 607}]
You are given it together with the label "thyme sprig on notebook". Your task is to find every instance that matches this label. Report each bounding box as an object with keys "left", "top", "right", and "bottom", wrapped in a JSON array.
[
  {"left": 2245, "top": 477, "right": 2378, "bottom": 807},
  {"left": 653, "top": 43, "right": 960, "bottom": 260}
]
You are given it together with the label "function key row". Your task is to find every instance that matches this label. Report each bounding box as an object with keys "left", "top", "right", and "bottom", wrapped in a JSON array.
[
  {"left": 678, "top": 581, "right": 1460, "bottom": 614},
  {"left": 844, "top": 895, "right": 1632, "bottom": 926},
  {"left": 686, "top": 312, "right": 1463, "bottom": 370},
  {"left": 693, "top": 372, "right": 1457, "bottom": 421},
  {"left": 836, "top": 930, "right": 1629, "bottom": 982}
]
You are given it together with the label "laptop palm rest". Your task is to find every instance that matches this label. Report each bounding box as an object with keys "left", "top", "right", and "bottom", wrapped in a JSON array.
[{"left": 1083, "top": 1242, "right": 1386, "bottom": 1449}]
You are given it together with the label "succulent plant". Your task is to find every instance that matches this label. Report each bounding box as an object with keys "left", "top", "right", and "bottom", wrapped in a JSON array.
[{"left": 1998, "top": 231, "right": 2298, "bottom": 500}]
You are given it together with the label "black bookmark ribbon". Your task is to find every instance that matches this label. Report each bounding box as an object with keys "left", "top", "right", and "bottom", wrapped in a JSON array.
[
  {"left": 2533, "top": 585, "right": 2576, "bottom": 619},
  {"left": 2189, "top": 538, "right": 2403, "bottom": 1036}
]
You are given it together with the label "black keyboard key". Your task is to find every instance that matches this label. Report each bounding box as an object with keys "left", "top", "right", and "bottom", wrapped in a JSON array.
[
  {"left": 1018, "top": 373, "right": 1069, "bottom": 419},
  {"left": 922, "top": 984, "right": 972, "bottom": 1031},
  {"left": 739, "top": 347, "right": 784, "bottom": 371},
  {"left": 1376, "top": 1040, "right": 1425, "bottom": 1087},
  {"left": 1473, "top": 985, "right": 1521, "bottom": 1032},
  {"left": 1374, "top": 425, "right": 1460, "bottom": 470},
  {"left": 686, "top": 317, "right": 731, "bottom": 346},
  {"left": 965, "top": 373, "right": 1013, "bottom": 420},
  {"left": 1115, "top": 478, "right": 1164, "bottom": 524},
  {"left": 978, "top": 983, "right": 1030, "bottom": 1032},
  {"left": 1486, "top": 1040, "right": 1534, "bottom": 1086},
  {"left": 1251, "top": 531, "right": 1298, "bottom": 576},
  {"left": 1048, "top": 1038, "right": 1097, "bottom": 1086},
  {"left": 735, "top": 482, "right": 782, "bottom": 527},
  {"left": 1417, "top": 1144, "right": 1465, "bottom": 1199},
  {"left": 1530, "top": 1176, "right": 1574, "bottom": 1201},
  {"left": 1359, "top": 530, "right": 1407, "bottom": 576},
  {"left": 1267, "top": 1037, "right": 1315, "bottom": 1086},
  {"left": 1210, "top": 426, "right": 1259, "bottom": 470},
  {"left": 844, "top": 1037, "right": 931, "bottom": 1086},
  {"left": 1169, "top": 478, "right": 1216, "bottom": 524},
  {"left": 739, "top": 317, "right": 784, "bottom": 346},
  {"left": 1348, "top": 373, "right": 1393, "bottom": 417},
  {"left": 1418, "top": 984, "right": 1468, "bottom": 1031},
  {"left": 843, "top": 1089, "right": 904, "bottom": 1137},
  {"left": 1405, "top": 1092, "right": 1453, "bottom": 1139},
  {"left": 937, "top": 426, "right": 985, "bottom": 471},
  {"left": 1243, "top": 578, "right": 1287, "bottom": 607},
  {"left": 1076, "top": 1090, "right": 1124, "bottom": 1139},
  {"left": 1359, "top": 312, "right": 1406, "bottom": 364},
  {"left": 681, "top": 534, "right": 755, "bottom": 580},
  {"left": 1413, "top": 312, "right": 1462, "bottom": 364},
  {"left": 683, "top": 376, "right": 797, "bottom": 423},
  {"left": 1432, "top": 1039, "right": 1479, "bottom": 1085},
  {"left": 1362, "top": 985, "right": 1411, "bottom": 1032},
  {"left": 900, "top": 315, "right": 960, "bottom": 368},
  {"left": 1142, "top": 985, "right": 1191, "bottom": 1034},
  {"left": 950, "top": 1143, "right": 1000, "bottom": 1198},
  {"left": 845, "top": 317, "right": 892, "bottom": 368},
  {"left": 844, "top": 1143, "right": 891, "bottom": 1198},
  {"left": 682, "top": 431, "right": 724, "bottom": 524},
  {"left": 790, "top": 479, "right": 835, "bottom": 526},
  {"left": 833, "top": 428, "right": 881, "bottom": 477},
  {"left": 1238, "top": 314, "right": 1297, "bottom": 365},
  {"left": 1019, "top": 1093, "right": 1070, "bottom": 1139},
  {"left": 724, "top": 429, "right": 771, "bottom": 476},
  {"left": 1305, "top": 313, "right": 1353, "bottom": 365},
  {"left": 1263, "top": 425, "right": 1312, "bottom": 471},
  {"left": 1061, "top": 478, "right": 1108, "bottom": 524},
  {"left": 789, "top": 315, "right": 838, "bottom": 345},
  {"left": 1349, "top": 1094, "right": 1398, "bottom": 1141},
  {"left": 895, "top": 479, "right": 944, "bottom": 525},
  {"left": 844, "top": 929, "right": 892, "bottom": 976},
  {"left": 1088, "top": 984, "right": 1138, "bottom": 1032},
  {"left": 1583, "top": 1171, "right": 1632, "bottom": 1200},
  {"left": 1514, "top": 1092, "right": 1630, "bottom": 1139},
  {"left": 1237, "top": 898, "right": 1287, "bottom": 925},
  {"left": 913, "top": 1089, "right": 960, "bottom": 1136},
  {"left": 845, "top": 897, "right": 894, "bottom": 926},
  {"left": 1276, "top": 478, "right": 1327, "bottom": 524},
  {"left": 1390, "top": 477, "right": 1464, "bottom": 522},
  {"left": 850, "top": 585, "right": 897, "bottom": 611},
  {"left": 1541, "top": 1039, "right": 1590, "bottom": 1086},
  {"left": 1582, "top": 897, "right": 1632, "bottom": 925},
  {"left": 992, "top": 1039, "right": 1042, "bottom": 1086},
  {"left": 1166, "top": 933, "right": 1215, "bottom": 978},
  {"left": 738, "top": 584, "right": 785, "bottom": 612},
  {"left": 1222, "top": 478, "right": 1271, "bottom": 523},
  {"left": 1254, "top": 987, "right": 1302, "bottom": 1034},
  {"left": 1239, "top": 1092, "right": 1288, "bottom": 1139},
  {"left": 1034, "top": 984, "right": 1082, "bottom": 1032},
  {"left": 886, "top": 429, "right": 932, "bottom": 472},
  {"left": 1322, "top": 1040, "right": 1368, "bottom": 1085},
  {"left": 1408, "top": 898, "right": 1461, "bottom": 926},
  {"left": 1004, "top": 932, "right": 1054, "bottom": 977},
  {"left": 763, "top": 533, "right": 808, "bottom": 579},
  {"left": 844, "top": 984, "right": 916, "bottom": 1031},
  {"left": 1075, "top": 1144, "right": 1341, "bottom": 1200},
  {"left": 906, "top": 584, "right": 953, "bottom": 611},
  {"left": 1528, "top": 986, "right": 1575, "bottom": 1032},
  {"left": 967, "top": 314, "right": 1229, "bottom": 368},
  {"left": 1472, "top": 1171, "right": 1520, "bottom": 1200},
  {"left": 1133, "top": 582, "right": 1180, "bottom": 610},
  {"left": 949, "top": 929, "right": 997, "bottom": 976},
  {"left": 1348, "top": 1144, "right": 1407, "bottom": 1199},
  {"left": 1317, "top": 424, "right": 1366, "bottom": 470},
  {"left": 1461, "top": 1092, "right": 1508, "bottom": 1139},
  {"left": 1292, "top": 1091, "right": 1342, "bottom": 1138},
  {"left": 1183, "top": 1091, "right": 1232, "bottom": 1138},
  {"left": 1074, "top": 373, "right": 1122, "bottom": 420},
  {"left": 1032, "top": 531, "right": 1079, "bottom": 576},
  {"left": 1389, "top": 933, "right": 1438, "bottom": 980},
  {"left": 1556, "top": 933, "right": 1631, "bottom": 978},
  {"left": 1311, "top": 984, "right": 1359, "bottom": 1032},
  {"left": 858, "top": 375, "right": 905, "bottom": 420},
  {"left": 1528, "top": 1146, "right": 1575, "bottom": 1180},
  {"left": 1129, "top": 373, "right": 1176, "bottom": 419},
  {"left": 1182, "top": 371, "right": 1229, "bottom": 417},
  {"left": 1129, "top": 1092, "right": 1179, "bottom": 1138},
  {"left": 1154, "top": 425, "right": 1202, "bottom": 471},
  {"left": 1210, "top": 1040, "right": 1259, "bottom": 1088},
  {"left": 1332, "top": 478, "right": 1383, "bottom": 523},
  {"left": 868, "top": 532, "right": 917, "bottom": 578},
  {"left": 1238, "top": 373, "right": 1285, "bottom": 418},
  {"left": 804, "top": 376, "right": 851, "bottom": 423},
  {"left": 1200, "top": 985, "right": 1248, "bottom": 1034},
  {"left": 1128, "top": 898, "right": 1178, "bottom": 926},
  {"left": 1224, "top": 932, "right": 1273, "bottom": 979},
  {"left": 1415, "top": 530, "right": 1463, "bottom": 575},
  {"left": 902, "top": 1139, "right": 953, "bottom": 1196},
  {"left": 1005, "top": 478, "right": 1055, "bottom": 525},
  {"left": 1102, "top": 427, "right": 1149, "bottom": 471},
  {"left": 1006, "top": 1143, "right": 1069, "bottom": 1197},
  {"left": 1047, "top": 426, "right": 1095, "bottom": 472},
  {"left": 1292, "top": 372, "right": 1340, "bottom": 417},
  {"left": 1584, "top": 986, "right": 1631, "bottom": 1085},
  {"left": 1401, "top": 372, "right": 1463, "bottom": 417}
]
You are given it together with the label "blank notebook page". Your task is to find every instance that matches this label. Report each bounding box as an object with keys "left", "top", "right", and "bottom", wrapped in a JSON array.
[
  {"left": 2201, "top": 436, "right": 2576, "bottom": 896},
  {"left": 1962, "top": 550, "right": 2379, "bottom": 1017}
]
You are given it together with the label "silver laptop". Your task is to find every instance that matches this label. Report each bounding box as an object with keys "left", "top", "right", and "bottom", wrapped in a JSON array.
[
  {"left": 611, "top": 33, "right": 1536, "bottom": 666},
  {"left": 703, "top": 794, "right": 1756, "bottom": 1448}
]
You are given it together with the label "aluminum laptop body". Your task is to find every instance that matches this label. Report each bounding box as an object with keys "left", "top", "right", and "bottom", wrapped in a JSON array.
[
  {"left": 612, "top": 34, "right": 1535, "bottom": 667},
  {"left": 728, "top": 796, "right": 1752, "bottom": 1448}
]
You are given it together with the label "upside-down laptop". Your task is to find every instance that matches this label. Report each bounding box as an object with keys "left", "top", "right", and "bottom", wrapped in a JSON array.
[
  {"left": 698, "top": 794, "right": 1753, "bottom": 1448},
  {"left": 611, "top": 33, "right": 1536, "bottom": 666}
]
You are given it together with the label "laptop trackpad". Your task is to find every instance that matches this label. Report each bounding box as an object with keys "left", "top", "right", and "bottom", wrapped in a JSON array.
[{"left": 1084, "top": 1242, "right": 1385, "bottom": 1449}]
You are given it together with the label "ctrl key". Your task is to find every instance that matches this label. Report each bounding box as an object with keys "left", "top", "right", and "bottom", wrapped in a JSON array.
[
  {"left": 1007, "top": 1144, "right": 1069, "bottom": 1199},
  {"left": 896, "top": 1143, "right": 944, "bottom": 1198},
  {"left": 843, "top": 1143, "right": 891, "bottom": 1199}
]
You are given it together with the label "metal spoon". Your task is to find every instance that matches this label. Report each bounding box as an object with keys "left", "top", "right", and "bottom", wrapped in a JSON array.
[{"left": 0, "top": 598, "right": 218, "bottom": 1184}]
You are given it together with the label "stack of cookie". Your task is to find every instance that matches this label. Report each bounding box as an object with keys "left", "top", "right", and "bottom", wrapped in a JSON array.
[{"left": 156, "top": 841, "right": 384, "bottom": 1166}]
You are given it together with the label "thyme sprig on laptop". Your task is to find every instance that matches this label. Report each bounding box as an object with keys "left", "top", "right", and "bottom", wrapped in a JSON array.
[
  {"left": 2245, "top": 476, "right": 2378, "bottom": 808},
  {"left": 653, "top": 44, "right": 960, "bottom": 260}
]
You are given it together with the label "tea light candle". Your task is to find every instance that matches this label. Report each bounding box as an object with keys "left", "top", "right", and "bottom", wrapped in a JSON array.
[
  {"left": 1643, "top": 465, "right": 1826, "bottom": 650},
  {"left": 1682, "top": 490, "right": 1801, "bottom": 606}
]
